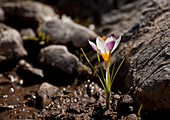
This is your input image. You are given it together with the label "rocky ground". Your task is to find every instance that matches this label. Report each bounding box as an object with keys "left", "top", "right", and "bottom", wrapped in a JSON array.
[{"left": 0, "top": 0, "right": 170, "bottom": 120}]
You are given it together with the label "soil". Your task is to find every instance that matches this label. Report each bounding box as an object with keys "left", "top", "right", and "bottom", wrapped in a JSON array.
[
  {"left": 0, "top": 66, "right": 133, "bottom": 120},
  {"left": 0, "top": 67, "right": 170, "bottom": 120}
]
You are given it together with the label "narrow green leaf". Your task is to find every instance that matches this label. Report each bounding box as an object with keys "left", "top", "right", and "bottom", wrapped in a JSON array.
[
  {"left": 137, "top": 104, "right": 143, "bottom": 120},
  {"left": 111, "top": 48, "right": 131, "bottom": 85},
  {"left": 80, "top": 48, "right": 106, "bottom": 91}
]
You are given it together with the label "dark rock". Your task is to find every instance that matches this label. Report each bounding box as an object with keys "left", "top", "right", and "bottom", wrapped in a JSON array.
[
  {"left": 124, "top": 0, "right": 170, "bottom": 111},
  {"left": 37, "top": 82, "right": 59, "bottom": 108},
  {"left": 0, "top": 23, "right": 27, "bottom": 65},
  {"left": 117, "top": 95, "right": 133, "bottom": 116},
  {"left": 39, "top": 45, "right": 85, "bottom": 85},
  {"left": 41, "top": 15, "right": 97, "bottom": 48},
  {"left": 129, "top": 12, "right": 170, "bottom": 110},
  {"left": 16, "top": 59, "right": 44, "bottom": 86},
  {"left": 36, "top": 0, "right": 137, "bottom": 25},
  {"left": 1, "top": 1, "right": 56, "bottom": 29},
  {"left": 100, "top": 0, "right": 148, "bottom": 36},
  {"left": 107, "top": 0, "right": 170, "bottom": 111},
  {"left": 39, "top": 45, "right": 79, "bottom": 74}
]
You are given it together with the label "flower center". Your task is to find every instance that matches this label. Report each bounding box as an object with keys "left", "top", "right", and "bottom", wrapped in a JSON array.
[
  {"left": 102, "top": 36, "right": 107, "bottom": 41},
  {"left": 101, "top": 53, "right": 110, "bottom": 62}
]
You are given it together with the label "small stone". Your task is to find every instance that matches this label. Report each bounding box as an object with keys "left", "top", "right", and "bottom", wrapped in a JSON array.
[
  {"left": 16, "top": 60, "right": 44, "bottom": 86},
  {"left": 37, "top": 82, "right": 59, "bottom": 108},
  {"left": 124, "top": 114, "right": 138, "bottom": 120},
  {"left": 120, "top": 95, "right": 133, "bottom": 104},
  {"left": 113, "top": 94, "right": 120, "bottom": 100},
  {"left": 20, "top": 28, "right": 36, "bottom": 39}
]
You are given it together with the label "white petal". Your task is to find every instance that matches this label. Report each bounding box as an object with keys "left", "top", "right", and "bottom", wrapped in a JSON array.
[
  {"left": 111, "top": 36, "right": 121, "bottom": 53},
  {"left": 96, "top": 36, "right": 105, "bottom": 54}
]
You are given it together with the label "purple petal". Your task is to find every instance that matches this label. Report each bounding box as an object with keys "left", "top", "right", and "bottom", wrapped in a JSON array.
[
  {"left": 88, "top": 40, "right": 97, "bottom": 51},
  {"left": 105, "top": 34, "right": 116, "bottom": 52},
  {"left": 105, "top": 40, "right": 115, "bottom": 52}
]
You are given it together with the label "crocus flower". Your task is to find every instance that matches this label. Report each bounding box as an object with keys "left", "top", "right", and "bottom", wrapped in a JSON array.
[{"left": 88, "top": 34, "right": 121, "bottom": 62}]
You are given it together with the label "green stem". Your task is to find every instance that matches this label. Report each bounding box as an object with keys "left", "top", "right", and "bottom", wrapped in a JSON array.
[
  {"left": 105, "top": 59, "right": 111, "bottom": 109},
  {"left": 137, "top": 104, "right": 143, "bottom": 120},
  {"left": 106, "top": 62, "right": 110, "bottom": 89},
  {"left": 106, "top": 89, "right": 110, "bottom": 109}
]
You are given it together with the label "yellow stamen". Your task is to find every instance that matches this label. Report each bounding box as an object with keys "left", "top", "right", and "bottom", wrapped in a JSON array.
[
  {"left": 101, "top": 53, "right": 110, "bottom": 62},
  {"left": 102, "top": 36, "right": 107, "bottom": 41}
]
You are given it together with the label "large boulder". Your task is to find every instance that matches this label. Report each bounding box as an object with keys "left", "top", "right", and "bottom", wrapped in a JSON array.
[
  {"left": 107, "top": 0, "right": 170, "bottom": 111},
  {"left": 128, "top": 11, "right": 170, "bottom": 111}
]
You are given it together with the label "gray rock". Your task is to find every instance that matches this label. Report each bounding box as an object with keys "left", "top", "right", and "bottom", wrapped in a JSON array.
[
  {"left": 41, "top": 15, "right": 97, "bottom": 48},
  {"left": 1, "top": 1, "right": 56, "bottom": 28},
  {"left": 108, "top": 0, "right": 170, "bottom": 111},
  {"left": 20, "top": 28, "right": 36, "bottom": 39},
  {"left": 126, "top": 0, "right": 170, "bottom": 111},
  {"left": 39, "top": 45, "right": 91, "bottom": 85},
  {"left": 124, "top": 114, "right": 138, "bottom": 120},
  {"left": 0, "top": 23, "right": 27, "bottom": 64},
  {"left": 37, "top": 82, "right": 59, "bottom": 108},
  {"left": 39, "top": 45, "right": 80, "bottom": 74}
]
